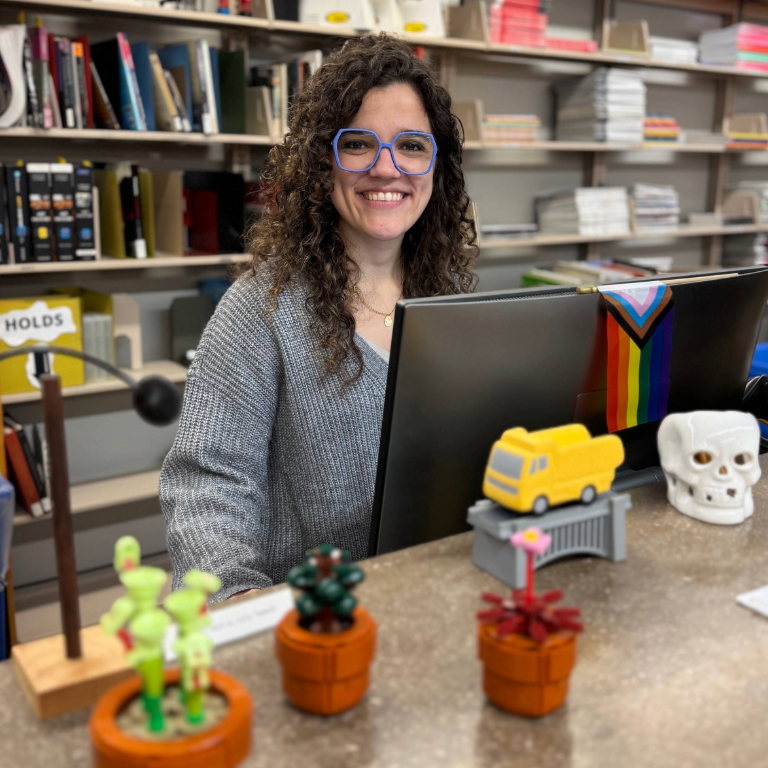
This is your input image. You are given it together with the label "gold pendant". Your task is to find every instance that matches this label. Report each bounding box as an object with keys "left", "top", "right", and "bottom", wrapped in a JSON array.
[{"left": 384, "top": 315, "right": 393, "bottom": 327}]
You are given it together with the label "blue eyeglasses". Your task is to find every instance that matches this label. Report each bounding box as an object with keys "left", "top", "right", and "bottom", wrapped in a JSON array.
[{"left": 333, "top": 129, "right": 437, "bottom": 176}]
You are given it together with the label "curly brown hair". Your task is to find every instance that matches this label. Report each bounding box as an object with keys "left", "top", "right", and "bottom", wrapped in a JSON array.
[{"left": 245, "top": 33, "right": 478, "bottom": 383}]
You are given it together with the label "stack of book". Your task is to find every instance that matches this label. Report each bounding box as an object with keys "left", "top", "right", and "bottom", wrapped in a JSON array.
[
  {"left": 555, "top": 68, "right": 646, "bottom": 143},
  {"left": 544, "top": 37, "right": 597, "bottom": 53},
  {"left": 648, "top": 36, "right": 699, "bottom": 63},
  {"left": 699, "top": 23, "right": 768, "bottom": 72},
  {"left": 3, "top": 414, "right": 51, "bottom": 519},
  {"left": 521, "top": 259, "right": 653, "bottom": 288},
  {"left": 727, "top": 113, "right": 768, "bottom": 150},
  {"left": 643, "top": 114, "right": 681, "bottom": 145},
  {"left": 488, "top": 0, "right": 549, "bottom": 47},
  {"left": 631, "top": 184, "right": 681, "bottom": 232},
  {"left": 535, "top": 187, "right": 631, "bottom": 236},
  {"left": 480, "top": 223, "right": 538, "bottom": 241},
  {"left": 723, "top": 233, "right": 768, "bottom": 266},
  {"left": 0, "top": 19, "right": 324, "bottom": 139},
  {"left": 482, "top": 114, "right": 540, "bottom": 144},
  {"left": 0, "top": 162, "right": 96, "bottom": 265}
]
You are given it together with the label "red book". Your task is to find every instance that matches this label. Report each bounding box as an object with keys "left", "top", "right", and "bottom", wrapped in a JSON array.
[
  {"left": 74, "top": 35, "right": 94, "bottom": 128},
  {"left": 3, "top": 426, "right": 43, "bottom": 518},
  {"left": 47, "top": 33, "right": 59, "bottom": 98}
]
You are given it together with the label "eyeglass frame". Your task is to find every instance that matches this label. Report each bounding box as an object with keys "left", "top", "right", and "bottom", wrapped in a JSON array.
[{"left": 332, "top": 129, "right": 438, "bottom": 176}]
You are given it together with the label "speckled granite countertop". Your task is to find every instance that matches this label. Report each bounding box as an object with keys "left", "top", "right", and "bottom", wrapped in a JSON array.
[{"left": 4, "top": 465, "right": 768, "bottom": 768}]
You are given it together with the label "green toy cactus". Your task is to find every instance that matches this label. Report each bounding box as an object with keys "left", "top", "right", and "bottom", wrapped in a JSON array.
[
  {"left": 286, "top": 544, "right": 365, "bottom": 632},
  {"left": 126, "top": 609, "right": 172, "bottom": 732},
  {"left": 165, "top": 587, "right": 217, "bottom": 724},
  {"left": 100, "top": 536, "right": 222, "bottom": 734}
]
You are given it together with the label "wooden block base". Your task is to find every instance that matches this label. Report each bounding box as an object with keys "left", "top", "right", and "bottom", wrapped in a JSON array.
[{"left": 12, "top": 624, "right": 133, "bottom": 720}]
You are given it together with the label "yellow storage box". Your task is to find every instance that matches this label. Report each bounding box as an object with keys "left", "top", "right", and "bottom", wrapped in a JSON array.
[{"left": 0, "top": 296, "right": 84, "bottom": 395}]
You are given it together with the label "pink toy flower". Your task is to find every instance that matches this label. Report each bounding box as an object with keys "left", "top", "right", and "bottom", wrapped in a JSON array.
[{"left": 510, "top": 528, "right": 552, "bottom": 556}]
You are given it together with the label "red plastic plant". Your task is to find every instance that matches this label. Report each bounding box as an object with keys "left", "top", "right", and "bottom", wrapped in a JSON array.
[
  {"left": 478, "top": 588, "right": 583, "bottom": 644},
  {"left": 477, "top": 526, "right": 583, "bottom": 644}
]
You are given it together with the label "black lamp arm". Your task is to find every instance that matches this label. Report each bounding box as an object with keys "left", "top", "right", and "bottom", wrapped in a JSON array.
[
  {"left": 0, "top": 344, "right": 138, "bottom": 389},
  {"left": 0, "top": 344, "right": 182, "bottom": 426}
]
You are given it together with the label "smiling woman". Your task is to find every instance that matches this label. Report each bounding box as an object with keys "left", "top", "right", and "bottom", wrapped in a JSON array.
[{"left": 160, "top": 35, "right": 477, "bottom": 601}]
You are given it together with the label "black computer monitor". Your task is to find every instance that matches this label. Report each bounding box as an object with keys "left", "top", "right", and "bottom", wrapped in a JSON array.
[{"left": 368, "top": 266, "right": 768, "bottom": 556}]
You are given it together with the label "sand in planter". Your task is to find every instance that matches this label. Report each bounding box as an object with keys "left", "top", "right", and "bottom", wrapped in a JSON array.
[{"left": 117, "top": 685, "right": 229, "bottom": 741}]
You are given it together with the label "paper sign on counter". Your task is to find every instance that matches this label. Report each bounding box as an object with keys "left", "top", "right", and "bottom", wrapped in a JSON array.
[
  {"left": 737, "top": 584, "right": 768, "bottom": 619},
  {"left": 164, "top": 586, "right": 293, "bottom": 661}
]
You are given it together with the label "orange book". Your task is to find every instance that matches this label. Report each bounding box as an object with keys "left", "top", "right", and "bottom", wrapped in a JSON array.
[{"left": 3, "top": 426, "right": 43, "bottom": 518}]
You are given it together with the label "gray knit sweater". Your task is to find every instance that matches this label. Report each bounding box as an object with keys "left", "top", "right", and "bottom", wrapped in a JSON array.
[{"left": 159, "top": 271, "right": 388, "bottom": 601}]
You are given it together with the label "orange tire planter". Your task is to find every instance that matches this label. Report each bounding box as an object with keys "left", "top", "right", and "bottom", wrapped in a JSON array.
[
  {"left": 478, "top": 623, "right": 577, "bottom": 717},
  {"left": 274, "top": 606, "right": 377, "bottom": 715},
  {"left": 89, "top": 668, "right": 252, "bottom": 768}
]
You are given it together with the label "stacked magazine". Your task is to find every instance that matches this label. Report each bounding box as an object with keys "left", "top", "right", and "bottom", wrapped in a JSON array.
[
  {"left": 699, "top": 23, "right": 768, "bottom": 72},
  {"left": 723, "top": 233, "right": 768, "bottom": 266},
  {"left": 555, "top": 68, "right": 646, "bottom": 143},
  {"left": 535, "top": 187, "right": 630, "bottom": 236},
  {"left": 649, "top": 36, "right": 698, "bottom": 63},
  {"left": 631, "top": 184, "right": 680, "bottom": 232}
]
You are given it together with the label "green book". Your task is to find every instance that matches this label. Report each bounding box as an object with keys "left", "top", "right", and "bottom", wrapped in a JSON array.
[{"left": 218, "top": 50, "right": 246, "bottom": 135}]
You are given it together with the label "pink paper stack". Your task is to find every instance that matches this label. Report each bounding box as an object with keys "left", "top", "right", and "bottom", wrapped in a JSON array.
[{"left": 489, "top": 0, "right": 549, "bottom": 47}]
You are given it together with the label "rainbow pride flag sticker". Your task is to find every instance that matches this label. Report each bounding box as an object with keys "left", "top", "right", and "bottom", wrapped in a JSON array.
[{"left": 599, "top": 281, "right": 674, "bottom": 434}]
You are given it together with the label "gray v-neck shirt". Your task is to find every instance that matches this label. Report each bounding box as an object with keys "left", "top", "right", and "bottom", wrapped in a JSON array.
[
  {"left": 360, "top": 335, "right": 390, "bottom": 364},
  {"left": 160, "top": 271, "right": 389, "bottom": 600}
]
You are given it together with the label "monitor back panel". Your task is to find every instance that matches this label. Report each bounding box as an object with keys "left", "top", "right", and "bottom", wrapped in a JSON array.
[{"left": 371, "top": 269, "right": 768, "bottom": 555}]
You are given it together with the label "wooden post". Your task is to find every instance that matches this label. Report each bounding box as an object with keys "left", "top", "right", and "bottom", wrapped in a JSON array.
[{"left": 40, "top": 373, "right": 81, "bottom": 659}]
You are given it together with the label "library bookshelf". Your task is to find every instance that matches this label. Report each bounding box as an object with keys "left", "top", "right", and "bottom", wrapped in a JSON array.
[{"left": 0, "top": 0, "right": 765, "bottom": 607}]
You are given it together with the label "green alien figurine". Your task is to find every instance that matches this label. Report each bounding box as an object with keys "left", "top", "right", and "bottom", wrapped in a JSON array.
[
  {"left": 165, "top": 588, "right": 216, "bottom": 724},
  {"left": 126, "top": 608, "right": 172, "bottom": 732},
  {"left": 101, "top": 536, "right": 168, "bottom": 652}
]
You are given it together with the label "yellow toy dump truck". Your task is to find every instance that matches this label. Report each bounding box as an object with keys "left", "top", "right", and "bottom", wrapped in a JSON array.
[{"left": 482, "top": 424, "right": 624, "bottom": 515}]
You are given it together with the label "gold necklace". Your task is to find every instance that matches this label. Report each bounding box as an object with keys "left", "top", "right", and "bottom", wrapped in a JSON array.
[{"left": 356, "top": 289, "right": 401, "bottom": 327}]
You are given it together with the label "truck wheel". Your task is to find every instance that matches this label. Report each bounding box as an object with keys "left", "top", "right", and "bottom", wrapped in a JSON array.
[
  {"left": 533, "top": 496, "right": 548, "bottom": 515},
  {"left": 581, "top": 486, "right": 596, "bottom": 504}
]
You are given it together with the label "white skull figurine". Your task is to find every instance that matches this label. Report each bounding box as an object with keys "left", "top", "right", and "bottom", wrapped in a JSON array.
[{"left": 658, "top": 411, "right": 761, "bottom": 525}]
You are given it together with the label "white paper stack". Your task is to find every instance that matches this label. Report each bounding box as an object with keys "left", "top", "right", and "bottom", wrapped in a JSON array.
[
  {"left": 631, "top": 184, "right": 680, "bottom": 232},
  {"left": 649, "top": 36, "right": 699, "bottom": 63},
  {"left": 535, "top": 187, "right": 630, "bottom": 236},
  {"left": 555, "top": 68, "right": 646, "bottom": 144}
]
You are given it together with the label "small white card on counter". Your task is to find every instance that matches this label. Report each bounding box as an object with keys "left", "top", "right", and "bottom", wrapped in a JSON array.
[
  {"left": 737, "top": 584, "right": 768, "bottom": 618},
  {"left": 164, "top": 586, "right": 294, "bottom": 661}
]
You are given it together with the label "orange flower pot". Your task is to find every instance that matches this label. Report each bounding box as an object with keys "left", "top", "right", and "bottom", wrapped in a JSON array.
[
  {"left": 478, "top": 623, "right": 577, "bottom": 717},
  {"left": 274, "top": 606, "right": 377, "bottom": 715},
  {"left": 89, "top": 668, "right": 252, "bottom": 768}
]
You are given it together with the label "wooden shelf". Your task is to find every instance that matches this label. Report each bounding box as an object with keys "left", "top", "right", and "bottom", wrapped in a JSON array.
[
  {"left": 479, "top": 224, "right": 762, "bottom": 249},
  {"left": 13, "top": 469, "right": 161, "bottom": 527},
  {"left": 464, "top": 140, "right": 729, "bottom": 153},
  {"left": 1, "top": 359, "right": 188, "bottom": 406},
  {"left": 0, "top": 130, "right": 738, "bottom": 156},
  {"left": 0, "top": 127, "right": 275, "bottom": 145},
  {"left": 0, "top": 252, "right": 249, "bottom": 274},
  {"left": 4, "top": 0, "right": 768, "bottom": 81}
]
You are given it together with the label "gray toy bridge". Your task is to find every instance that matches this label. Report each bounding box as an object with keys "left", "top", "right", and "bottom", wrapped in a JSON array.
[{"left": 467, "top": 493, "right": 631, "bottom": 588}]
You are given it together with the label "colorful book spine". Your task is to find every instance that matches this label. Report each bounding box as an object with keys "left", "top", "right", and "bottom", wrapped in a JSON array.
[
  {"left": 74, "top": 163, "right": 97, "bottom": 260},
  {"left": 3, "top": 426, "right": 43, "bottom": 518},
  {"left": 51, "top": 162, "right": 76, "bottom": 262},
  {"left": 0, "top": 167, "right": 8, "bottom": 266},
  {"left": 117, "top": 33, "right": 147, "bottom": 131},
  {"left": 26, "top": 163, "right": 54, "bottom": 263},
  {"left": 29, "top": 24, "right": 53, "bottom": 129},
  {"left": 5, "top": 166, "right": 31, "bottom": 264}
]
